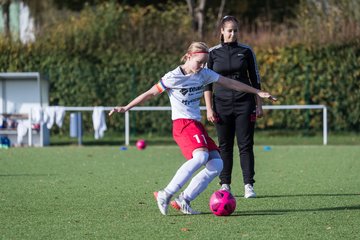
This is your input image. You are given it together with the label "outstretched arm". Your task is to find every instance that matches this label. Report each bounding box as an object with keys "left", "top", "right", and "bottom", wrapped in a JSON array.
[
  {"left": 217, "top": 76, "right": 277, "bottom": 101},
  {"left": 109, "top": 85, "right": 160, "bottom": 116}
]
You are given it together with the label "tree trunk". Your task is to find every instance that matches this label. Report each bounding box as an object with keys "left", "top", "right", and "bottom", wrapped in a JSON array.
[
  {"left": 216, "top": 0, "right": 226, "bottom": 26},
  {"left": 214, "top": 0, "right": 226, "bottom": 37},
  {"left": 1, "top": 0, "right": 11, "bottom": 39},
  {"left": 185, "top": 0, "right": 206, "bottom": 40}
]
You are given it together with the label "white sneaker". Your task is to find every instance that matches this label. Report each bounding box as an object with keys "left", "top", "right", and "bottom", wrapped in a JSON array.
[
  {"left": 244, "top": 184, "right": 256, "bottom": 198},
  {"left": 170, "top": 195, "right": 201, "bottom": 215},
  {"left": 220, "top": 184, "right": 231, "bottom": 192},
  {"left": 154, "top": 190, "right": 172, "bottom": 215}
]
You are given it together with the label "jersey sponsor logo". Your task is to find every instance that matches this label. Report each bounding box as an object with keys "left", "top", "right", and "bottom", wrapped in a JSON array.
[
  {"left": 180, "top": 88, "right": 189, "bottom": 95},
  {"left": 189, "top": 86, "right": 203, "bottom": 92},
  {"left": 179, "top": 86, "right": 203, "bottom": 96},
  {"left": 181, "top": 97, "right": 201, "bottom": 106}
]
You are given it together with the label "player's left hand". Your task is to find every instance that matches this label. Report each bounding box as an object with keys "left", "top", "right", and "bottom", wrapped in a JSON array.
[
  {"left": 207, "top": 109, "right": 219, "bottom": 123},
  {"left": 109, "top": 106, "right": 127, "bottom": 116},
  {"left": 257, "top": 91, "right": 277, "bottom": 102}
]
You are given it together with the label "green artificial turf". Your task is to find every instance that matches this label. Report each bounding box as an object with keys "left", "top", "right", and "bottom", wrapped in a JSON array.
[{"left": 0, "top": 145, "right": 359, "bottom": 239}]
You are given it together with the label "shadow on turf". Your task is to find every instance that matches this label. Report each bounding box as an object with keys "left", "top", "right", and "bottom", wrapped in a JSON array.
[
  {"left": 170, "top": 205, "right": 360, "bottom": 217},
  {"left": 0, "top": 173, "right": 57, "bottom": 177},
  {"left": 167, "top": 211, "right": 281, "bottom": 217},
  {"left": 239, "top": 205, "right": 360, "bottom": 215},
  {"left": 250, "top": 193, "right": 360, "bottom": 198}
]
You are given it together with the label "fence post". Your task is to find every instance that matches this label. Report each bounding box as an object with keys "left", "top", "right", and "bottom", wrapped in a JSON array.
[
  {"left": 323, "top": 106, "right": 328, "bottom": 145},
  {"left": 125, "top": 111, "right": 130, "bottom": 146},
  {"left": 28, "top": 109, "right": 32, "bottom": 146}
]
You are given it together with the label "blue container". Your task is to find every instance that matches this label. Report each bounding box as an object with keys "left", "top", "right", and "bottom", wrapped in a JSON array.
[
  {"left": 70, "top": 113, "right": 82, "bottom": 138},
  {"left": 70, "top": 113, "right": 78, "bottom": 137},
  {"left": 1, "top": 136, "right": 11, "bottom": 148}
]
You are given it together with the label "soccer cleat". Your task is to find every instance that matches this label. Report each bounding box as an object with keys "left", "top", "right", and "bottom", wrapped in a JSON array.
[
  {"left": 170, "top": 195, "right": 200, "bottom": 215},
  {"left": 153, "top": 190, "right": 172, "bottom": 215},
  {"left": 170, "top": 199, "right": 181, "bottom": 210},
  {"left": 244, "top": 184, "right": 256, "bottom": 198},
  {"left": 220, "top": 184, "right": 231, "bottom": 192}
]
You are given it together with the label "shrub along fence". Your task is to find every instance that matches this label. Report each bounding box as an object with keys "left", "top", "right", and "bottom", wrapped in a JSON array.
[{"left": 0, "top": 3, "right": 359, "bottom": 134}]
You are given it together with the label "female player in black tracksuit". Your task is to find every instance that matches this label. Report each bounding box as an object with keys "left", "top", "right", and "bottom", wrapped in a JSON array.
[{"left": 204, "top": 16, "right": 262, "bottom": 198}]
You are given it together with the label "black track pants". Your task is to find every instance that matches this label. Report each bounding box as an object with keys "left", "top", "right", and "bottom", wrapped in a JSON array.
[{"left": 214, "top": 96, "right": 256, "bottom": 186}]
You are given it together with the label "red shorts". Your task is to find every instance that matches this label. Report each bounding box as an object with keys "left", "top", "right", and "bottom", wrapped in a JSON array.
[{"left": 173, "top": 119, "right": 219, "bottom": 160}]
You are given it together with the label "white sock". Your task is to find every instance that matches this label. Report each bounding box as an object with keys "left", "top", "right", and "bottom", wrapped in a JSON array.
[
  {"left": 182, "top": 155, "right": 223, "bottom": 201},
  {"left": 164, "top": 151, "right": 209, "bottom": 195}
]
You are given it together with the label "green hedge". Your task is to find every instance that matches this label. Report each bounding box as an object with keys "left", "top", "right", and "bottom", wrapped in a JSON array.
[
  {"left": 0, "top": 3, "right": 359, "bottom": 133},
  {"left": 258, "top": 43, "right": 360, "bottom": 131}
]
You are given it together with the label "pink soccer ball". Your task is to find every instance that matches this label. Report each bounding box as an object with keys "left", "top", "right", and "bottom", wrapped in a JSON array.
[
  {"left": 209, "top": 190, "right": 236, "bottom": 216},
  {"left": 136, "top": 139, "right": 147, "bottom": 150}
]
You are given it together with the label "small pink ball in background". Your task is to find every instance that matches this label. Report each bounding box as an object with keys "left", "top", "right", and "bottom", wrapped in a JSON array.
[{"left": 136, "top": 139, "right": 147, "bottom": 150}]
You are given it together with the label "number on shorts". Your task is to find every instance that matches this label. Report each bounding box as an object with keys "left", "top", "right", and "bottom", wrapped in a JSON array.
[{"left": 193, "top": 134, "right": 207, "bottom": 144}]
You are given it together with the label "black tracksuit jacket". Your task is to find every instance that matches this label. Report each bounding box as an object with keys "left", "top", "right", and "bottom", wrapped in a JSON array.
[
  {"left": 206, "top": 42, "right": 261, "bottom": 99},
  {"left": 205, "top": 42, "right": 261, "bottom": 185}
]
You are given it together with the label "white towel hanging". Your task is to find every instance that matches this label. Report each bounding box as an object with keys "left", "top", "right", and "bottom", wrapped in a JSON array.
[
  {"left": 92, "top": 106, "right": 107, "bottom": 139},
  {"left": 55, "top": 106, "right": 65, "bottom": 128}
]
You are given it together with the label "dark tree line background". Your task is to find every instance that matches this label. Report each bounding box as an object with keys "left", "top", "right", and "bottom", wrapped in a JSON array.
[{"left": 1, "top": 0, "right": 300, "bottom": 40}]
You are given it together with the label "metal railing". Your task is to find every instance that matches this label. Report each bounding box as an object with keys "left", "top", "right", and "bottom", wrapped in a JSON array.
[{"left": 59, "top": 105, "right": 328, "bottom": 146}]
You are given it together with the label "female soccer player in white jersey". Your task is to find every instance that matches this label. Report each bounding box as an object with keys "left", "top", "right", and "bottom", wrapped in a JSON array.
[{"left": 109, "top": 42, "right": 276, "bottom": 215}]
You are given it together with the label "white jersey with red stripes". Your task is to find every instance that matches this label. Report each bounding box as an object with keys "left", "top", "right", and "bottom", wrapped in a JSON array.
[{"left": 156, "top": 66, "right": 220, "bottom": 121}]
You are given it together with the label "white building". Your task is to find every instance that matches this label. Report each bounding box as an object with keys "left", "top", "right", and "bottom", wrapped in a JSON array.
[{"left": 0, "top": 72, "right": 49, "bottom": 146}]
